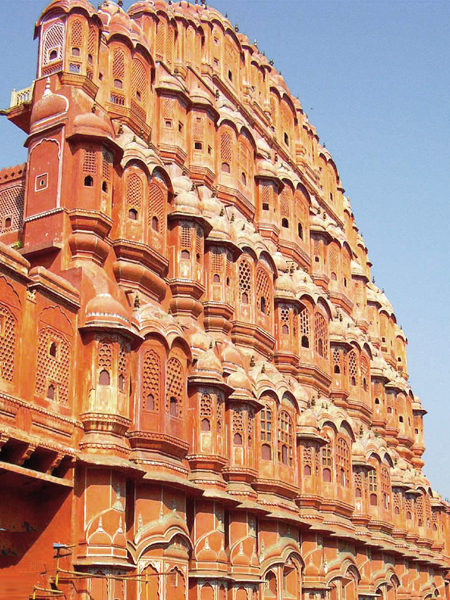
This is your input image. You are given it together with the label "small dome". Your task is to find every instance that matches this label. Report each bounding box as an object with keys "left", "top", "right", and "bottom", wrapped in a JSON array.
[
  {"left": 72, "top": 111, "right": 114, "bottom": 139},
  {"left": 30, "top": 79, "right": 67, "bottom": 126},
  {"left": 227, "top": 368, "right": 253, "bottom": 394},
  {"left": 196, "top": 348, "right": 222, "bottom": 376},
  {"left": 85, "top": 293, "right": 130, "bottom": 328},
  {"left": 172, "top": 190, "right": 201, "bottom": 215},
  {"left": 298, "top": 409, "right": 318, "bottom": 429},
  {"left": 220, "top": 342, "right": 245, "bottom": 370}
]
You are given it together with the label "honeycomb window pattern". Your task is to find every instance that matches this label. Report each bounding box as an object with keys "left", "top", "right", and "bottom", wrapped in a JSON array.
[
  {"left": 126, "top": 173, "right": 143, "bottom": 211},
  {"left": 43, "top": 22, "right": 65, "bottom": 65},
  {"left": 256, "top": 268, "right": 271, "bottom": 316},
  {"left": 314, "top": 313, "right": 328, "bottom": 359},
  {"left": 0, "top": 184, "right": 24, "bottom": 233},
  {"left": 142, "top": 349, "right": 161, "bottom": 412},
  {"left": 166, "top": 357, "right": 184, "bottom": 418},
  {"left": 0, "top": 303, "right": 16, "bottom": 382},
  {"left": 83, "top": 149, "right": 97, "bottom": 174},
  {"left": 35, "top": 328, "right": 70, "bottom": 404},
  {"left": 238, "top": 259, "right": 252, "bottom": 304}
]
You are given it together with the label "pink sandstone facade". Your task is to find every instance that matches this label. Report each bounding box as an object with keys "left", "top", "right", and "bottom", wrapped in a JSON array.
[{"left": 0, "top": 1, "right": 449, "bottom": 599}]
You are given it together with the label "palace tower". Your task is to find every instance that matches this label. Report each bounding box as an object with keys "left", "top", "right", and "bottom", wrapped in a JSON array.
[{"left": 0, "top": 1, "right": 449, "bottom": 599}]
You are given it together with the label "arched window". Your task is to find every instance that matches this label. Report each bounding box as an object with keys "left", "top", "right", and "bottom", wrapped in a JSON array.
[
  {"left": 278, "top": 410, "right": 293, "bottom": 467},
  {"left": 336, "top": 437, "right": 350, "bottom": 487},
  {"left": 280, "top": 186, "right": 292, "bottom": 230},
  {"left": 35, "top": 328, "right": 70, "bottom": 405},
  {"left": 348, "top": 350, "right": 358, "bottom": 386},
  {"left": 126, "top": 172, "right": 143, "bottom": 219},
  {"left": 369, "top": 470, "right": 378, "bottom": 506},
  {"left": 148, "top": 180, "right": 166, "bottom": 244},
  {"left": 239, "top": 258, "right": 252, "bottom": 305},
  {"left": 322, "top": 443, "right": 333, "bottom": 482},
  {"left": 361, "top": 355, "right": 369, "bottom": 392},
  {"left": 70, "top": 20, "right": 83, "bottom": 57},
  {"left": 142, "top": 349, "right": 160, "bottom": 412},
  {"left": 314, "top": 312, "right": 328, "bottom": 359},
  {"left": 256, "top": 268, "right": 271, "bottom": 316},
  {"left": 300, "top": 307, "right": 310, "bottom": 348},
  {"left": 112, "top": 48, "right": 125, "bottom": 90},
  {"left": 220, "top": 131, "right": 233, "bottom": 175},
  {"left": 200, "top": 393, "right": 212, "bottom": 433},
  {"left": 260, "top": 407, "right": 272, "bottom": 460},
  {"left": 131, "top": 57, "right": 148, "bottom": 118},
  {"left": 42, "top": 22, "right": 65, "bottom": 66},
  {"left": 0, "top": 303, "right": 16, "bottom": 382},
  {"left": 381, "top": 466, "right": 391, "bottom": 510},
  {"left": 166, "top": 357, "right": 183, "bottom": 418}
]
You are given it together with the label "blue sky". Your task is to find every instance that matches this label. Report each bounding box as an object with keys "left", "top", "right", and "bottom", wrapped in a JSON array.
[{"left": 0, "top": 0, "right": 449, "bottom": 497}]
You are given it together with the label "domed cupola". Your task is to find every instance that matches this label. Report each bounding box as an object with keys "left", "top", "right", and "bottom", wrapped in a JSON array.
[{"left": 30, "top": 78, "right": 68, "bottom": 133}]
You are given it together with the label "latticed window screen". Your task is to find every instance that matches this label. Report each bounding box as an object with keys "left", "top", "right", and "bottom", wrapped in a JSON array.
[
  {"left": 43, "top": 22, "right": 65, "bottom": 65},
  {"left": 332, "top": 347, "right": 342, "bottom": 373},
  {"left": 329, "top": 244, "right": 339, "bottom": 279},
  {"left": 142, "top": 349, "right": 161, "bottom": 411},
  {"left": 127, "top": 173, "right": 143, "bottom": 211},
  {"left": 148, "top": 183, "right": 165, "bottom": 237},
  {"left": 70, "top": 20, "right": 83, "bottom": 49},
  {"left": 0, "top": 184, "right": 25, "bottom": 233},
  {"left": 88, "top": 25, "right": 97, "bottom": 57},
  {"left": 360, "top": 355, "right": 369, "bottom": 390},
  {"left": 354, "top": 471, "right": 363, "bottom": 496},
  {"left": 0, "top": 303, "right": 16, "bottom": 382},
  {"left": 211, "top": 248, "right": 224, "bottom": 275},
  {"left": 180, "top": 222, "right": 193, "bottom": 254},
  {"left": 131, "top": 58, "right": 147, "bottom": 107},
  {"left": 166, "top": 24, "right": 174, "bottom": 67},
  {"left": 270, "top": 95, "right": 277, "bottom": 129},
  {"left": 193, "top": 115, "right": 204, "bottom": 143},
  {"left": 217, "top": 395, "right": 224, "bottom": 433},
  {"left": 98, "top": 339, "right": 113, "bottom": 371},
  {"left": 113, "top": 48, "right": 125, "bottom": 79},
  {"left": 102, "top": 149, "right": 113, "bottom": 182},
  {"left": 35, "top": 328, "right": 70, "bottom": 404},
  {"left": 83, "top": 149, "right": 97, "bottom": 174},
  {"left": 256, "top": 268, "right": 271, "bottom": 316},
  {"left": 280, "top": 305, "right": 290, "bottom": 334},
  {"left": 278, "top": 410, "right": 293, "bottom": 466},
  {"left": 417, "top": 495, "right": 424, "bottom": 525},
  {"left": 156, "top": 19, "right": 165, "bottom": 60},
  {"left": 368, "top": 470, "right": 378, "bottom": 492},
  {"left": 260, "top": 182, "right": 273, "bottom": 211},
  {"left": 337, "top": 437, "right": 350, "bottom": 487},
  {"left": 200, "top": 393, "right": 213, "bottom": 419},
  {"left": 300, "top": 307, "right": 310, "bottom": 346},
  {"left": 195, "top": 226, "right": 203, "bottom": 260},
  {"left": 280, "top": 187, "right": 291, "bottom": 218},
  {"left": 314, "top": 313, "right": 328, "bottom": 358},
  {"left": 162, "top": 98, "right": 175, "bottom": 119},
  {"left": 233, "top": 407, "right": 244, "bottom": 434},
  {"left": 281, "top": 102, "right": 292, "bottom": 137},
  {"left": 381, "top": 467, "right": 390, "bottom": 494},
  {"left": 322, "top": 445, "right": 332, "bottom": 468},
  {"left": 303, "top": 444, "right": 312, "bottom": 473},
  {"left": 220, "top": 132, "right": 233, "bottom": 167},
  {"left": 224, "top": 39, "right": 238, "bottom": 84},
  {"left": 239, "top": 140, "right": 251, "bottom": 184},
  {"left": 238, "top": 259, "right": 252, "bottom": 304},
  {"left": 248, "top": 406, "right": 254, "bottom": 447},
  {"left": 118, "top": 340, "right": 129, "bottom": 390},
  {"left": 348, "top": 350, "right": 358, "bottom": 386},
  {"left": 394, "top": 491, "right": 402, "bottom": 514},
  {"left": 166, "top": 357, "right": 183, "bottom": 417},
  {"left": 260, "top": 407, "right": 272, "bottom": 442}
]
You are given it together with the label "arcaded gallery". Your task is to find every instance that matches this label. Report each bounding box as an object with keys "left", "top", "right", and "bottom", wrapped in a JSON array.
[{"left": 0, "top": 0, "right": 448, "bottom": 599}]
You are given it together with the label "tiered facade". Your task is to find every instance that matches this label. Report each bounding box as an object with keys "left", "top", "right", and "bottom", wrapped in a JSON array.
[{"left": 0, "top": 1, "right": 449, "bottom": 599}]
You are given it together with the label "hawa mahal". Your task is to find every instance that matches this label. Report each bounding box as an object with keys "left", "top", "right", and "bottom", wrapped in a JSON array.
[{"left": 0, "top": 1, "right": 449, "bottom": 599}]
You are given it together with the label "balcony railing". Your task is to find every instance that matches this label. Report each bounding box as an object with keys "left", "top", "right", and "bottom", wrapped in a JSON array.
[{"left": 10, "top": 82, "right": 35, "bottom": 108}]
